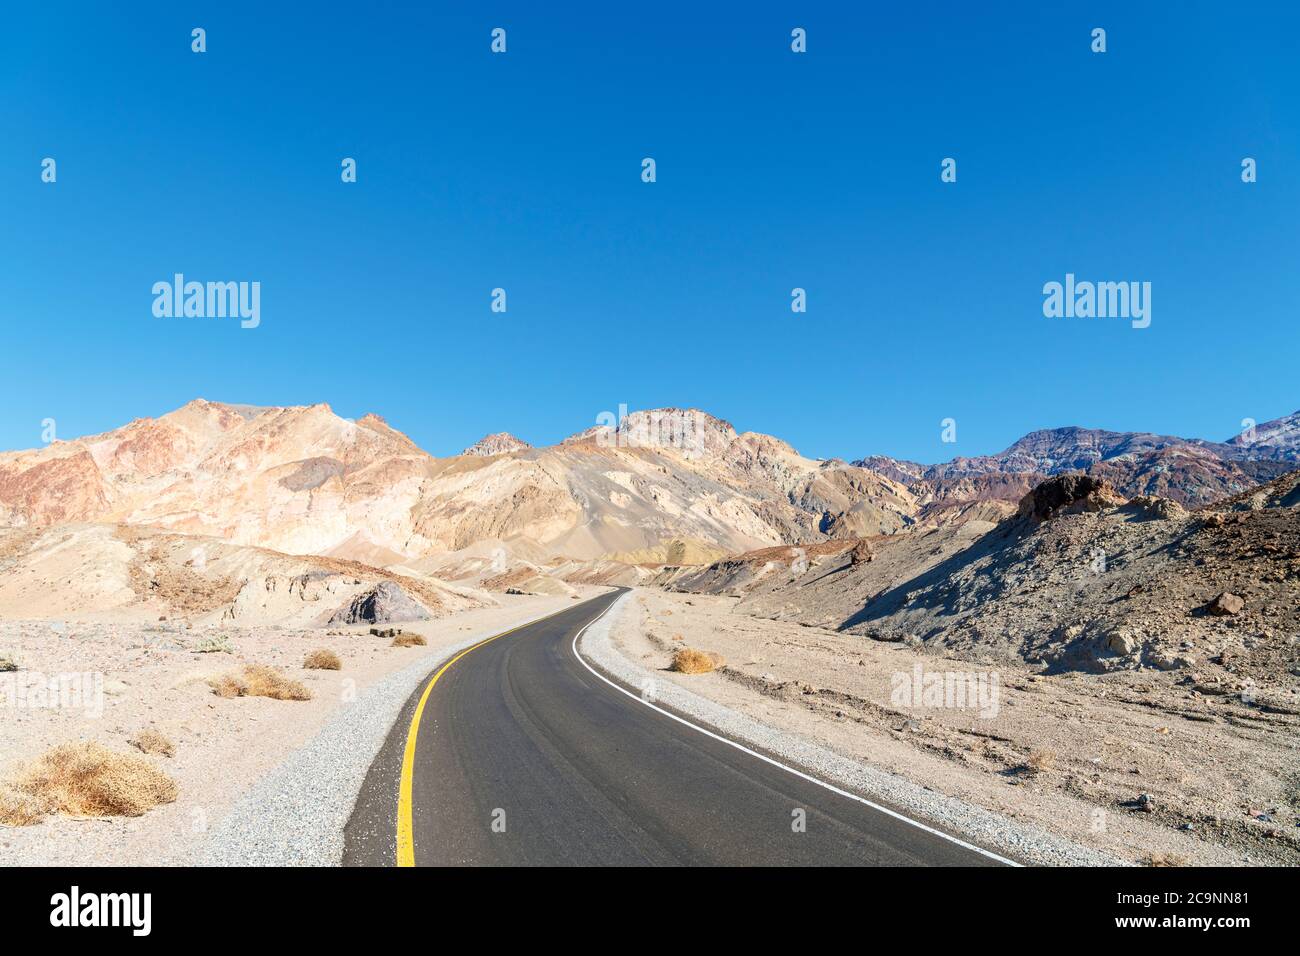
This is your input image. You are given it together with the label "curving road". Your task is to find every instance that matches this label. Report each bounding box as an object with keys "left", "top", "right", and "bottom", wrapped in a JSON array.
[{"left": 343, "top": 589, "right": 1010, "bottom": 866}]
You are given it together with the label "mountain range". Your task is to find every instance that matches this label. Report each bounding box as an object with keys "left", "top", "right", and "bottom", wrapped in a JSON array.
[
  {"left": 858, "top": 416, "right": 1299, "bottom": 509},
  {"left": 1, "top": 400, "right": 1296, "bottom": 572}
]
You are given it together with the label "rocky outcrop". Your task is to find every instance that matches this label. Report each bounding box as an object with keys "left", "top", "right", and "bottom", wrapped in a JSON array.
[
  {"left": 327, "top": 581, "right": 432, "bottom": 625},
  {"left": 1212, "top": 470, "right": 1300, "bottom": 512},
  {"left": 848, "top": 539, "right": 874, "bottom": 564},
  {"left": 1121, "top": 495, "right": 1188, "bottom": 521},
  {"left": 0, "top": 450, "right": 111, "bottom": 528},
  {"left": 1015, "top": 474, "right": 1126, "bottom": 522}
]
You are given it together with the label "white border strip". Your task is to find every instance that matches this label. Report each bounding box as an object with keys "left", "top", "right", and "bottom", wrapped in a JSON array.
[{"left": 570, "top": 597, "right": 1021, "bottom": 867}]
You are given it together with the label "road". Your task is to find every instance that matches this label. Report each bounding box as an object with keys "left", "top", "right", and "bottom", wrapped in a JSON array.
[{"left": 343, "top": 588, "right": 1010, "bottom": 866}]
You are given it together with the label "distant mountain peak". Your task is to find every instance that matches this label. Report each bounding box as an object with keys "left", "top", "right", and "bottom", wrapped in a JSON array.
[
  {"left": 461, "top": 432, "right": 532, "bottom": 457},
  {"left": 1223, "top": 409, "right": 1300, "bottom": 460},
  {"left": 561, "top": 407, "right": 738, "bottom": 458}
]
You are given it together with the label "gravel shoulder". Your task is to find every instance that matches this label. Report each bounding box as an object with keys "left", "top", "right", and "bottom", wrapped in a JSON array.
[{"left": 584, "top": 589, "right": 1299, "bottom": 866}]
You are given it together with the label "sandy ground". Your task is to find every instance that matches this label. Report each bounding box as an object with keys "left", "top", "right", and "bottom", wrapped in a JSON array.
[
  {"left": 0, "top": 590, "right": 594, "bottom": 865},
  {"left": 614, "top": 588, "right": 1299, "bottom": 866}
]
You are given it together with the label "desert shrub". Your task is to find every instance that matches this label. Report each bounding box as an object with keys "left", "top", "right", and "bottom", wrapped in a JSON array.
[
  {"left": 0, "top": 742, "right": 177, "bottom": 825},
  {"left": 0, "top": 788, "right": 45, "bottom": 826},
  {"left": 209, "top": 664, "right": 312, "bottom": 701},
  {"left": 210, "top": 673, "right": 245, "bottom": 698},
  {"left": 670, "top": 647, "right": 724, "bottom": 674},
  {"left": 391, "top": 632, "right": 427, "bottom": 648},
  {"left": 129, "top": 729, "right": 176, "bottom": 758},
  {"left": 304, "top": 649, "right": 342, "bottom": 670}
]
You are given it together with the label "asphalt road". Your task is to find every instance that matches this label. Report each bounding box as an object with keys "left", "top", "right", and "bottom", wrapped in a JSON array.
[{"left": 343, "top": 589, "right": 1008, "bottom": 866}]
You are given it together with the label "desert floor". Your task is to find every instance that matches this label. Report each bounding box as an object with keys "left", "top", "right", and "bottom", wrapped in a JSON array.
[
  {"left": 612, "top": 588, "right": 1299, "bottom": 866},
  {"left": 0, "top": 590, "right": 593, "bottom": 865}
]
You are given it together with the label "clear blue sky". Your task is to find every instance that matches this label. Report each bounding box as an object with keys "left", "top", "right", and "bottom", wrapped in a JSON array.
[{"left": 2, "top": 2, "right": 1297, "bottom": 462}]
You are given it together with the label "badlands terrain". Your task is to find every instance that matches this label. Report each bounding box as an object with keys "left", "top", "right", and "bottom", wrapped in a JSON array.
[{"left": 0, "top": 399, "right": 1297, "bottom": 864}]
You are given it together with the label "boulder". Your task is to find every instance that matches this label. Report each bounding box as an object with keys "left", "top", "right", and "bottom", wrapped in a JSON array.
[
  {"left": 328, "top": 581, "right": 432, "bottom": 625},
  {"left": 1123, "top": 495, "right": 1187, "bottom": 521},
  {"left": 848, "top": 539, "right": 874, "bottom": 565},
  {"left": 1106, "top": 629, "right": 1139, "bottom": 656},
  {"left": 1151, "top": 650, "right": 1194, "bottom": 671}
]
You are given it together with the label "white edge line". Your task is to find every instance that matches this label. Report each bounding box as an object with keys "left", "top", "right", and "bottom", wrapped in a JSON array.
[{"left": 571, "top": 592, "right": 1022, "bottom": 868}]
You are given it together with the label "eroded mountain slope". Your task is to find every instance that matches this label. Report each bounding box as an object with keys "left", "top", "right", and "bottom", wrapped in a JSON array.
[{"left": 669, "top": 472, "right": 1300, "bottom": 683}]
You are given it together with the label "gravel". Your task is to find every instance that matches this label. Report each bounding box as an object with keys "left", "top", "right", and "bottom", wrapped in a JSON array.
[{"left": 579, "top": 593, "right": 1121, "bottom": 867}]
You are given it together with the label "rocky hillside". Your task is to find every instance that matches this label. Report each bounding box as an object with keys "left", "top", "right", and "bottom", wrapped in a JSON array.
[
  {"left": 0, "top": 401, "right": 434, "bottom": 560},
  {"left": 0, "top": 523, "right": 486, "bottom": 626},
  {"left": 668, "top": 470, "right": 1300, "bottom": 683},
  {"left": 1221, "top": 411, "right": 1300, "bottom": 461}
]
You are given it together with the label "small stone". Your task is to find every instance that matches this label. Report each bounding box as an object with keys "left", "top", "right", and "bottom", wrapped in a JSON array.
[{"left": 1206, "top": 592, "right": 1244, "bottom": 617}]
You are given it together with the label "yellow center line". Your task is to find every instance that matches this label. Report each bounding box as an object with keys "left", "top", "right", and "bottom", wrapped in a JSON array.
[{"left": 395, "top": 600, "right": 598, "bottom": 867}]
